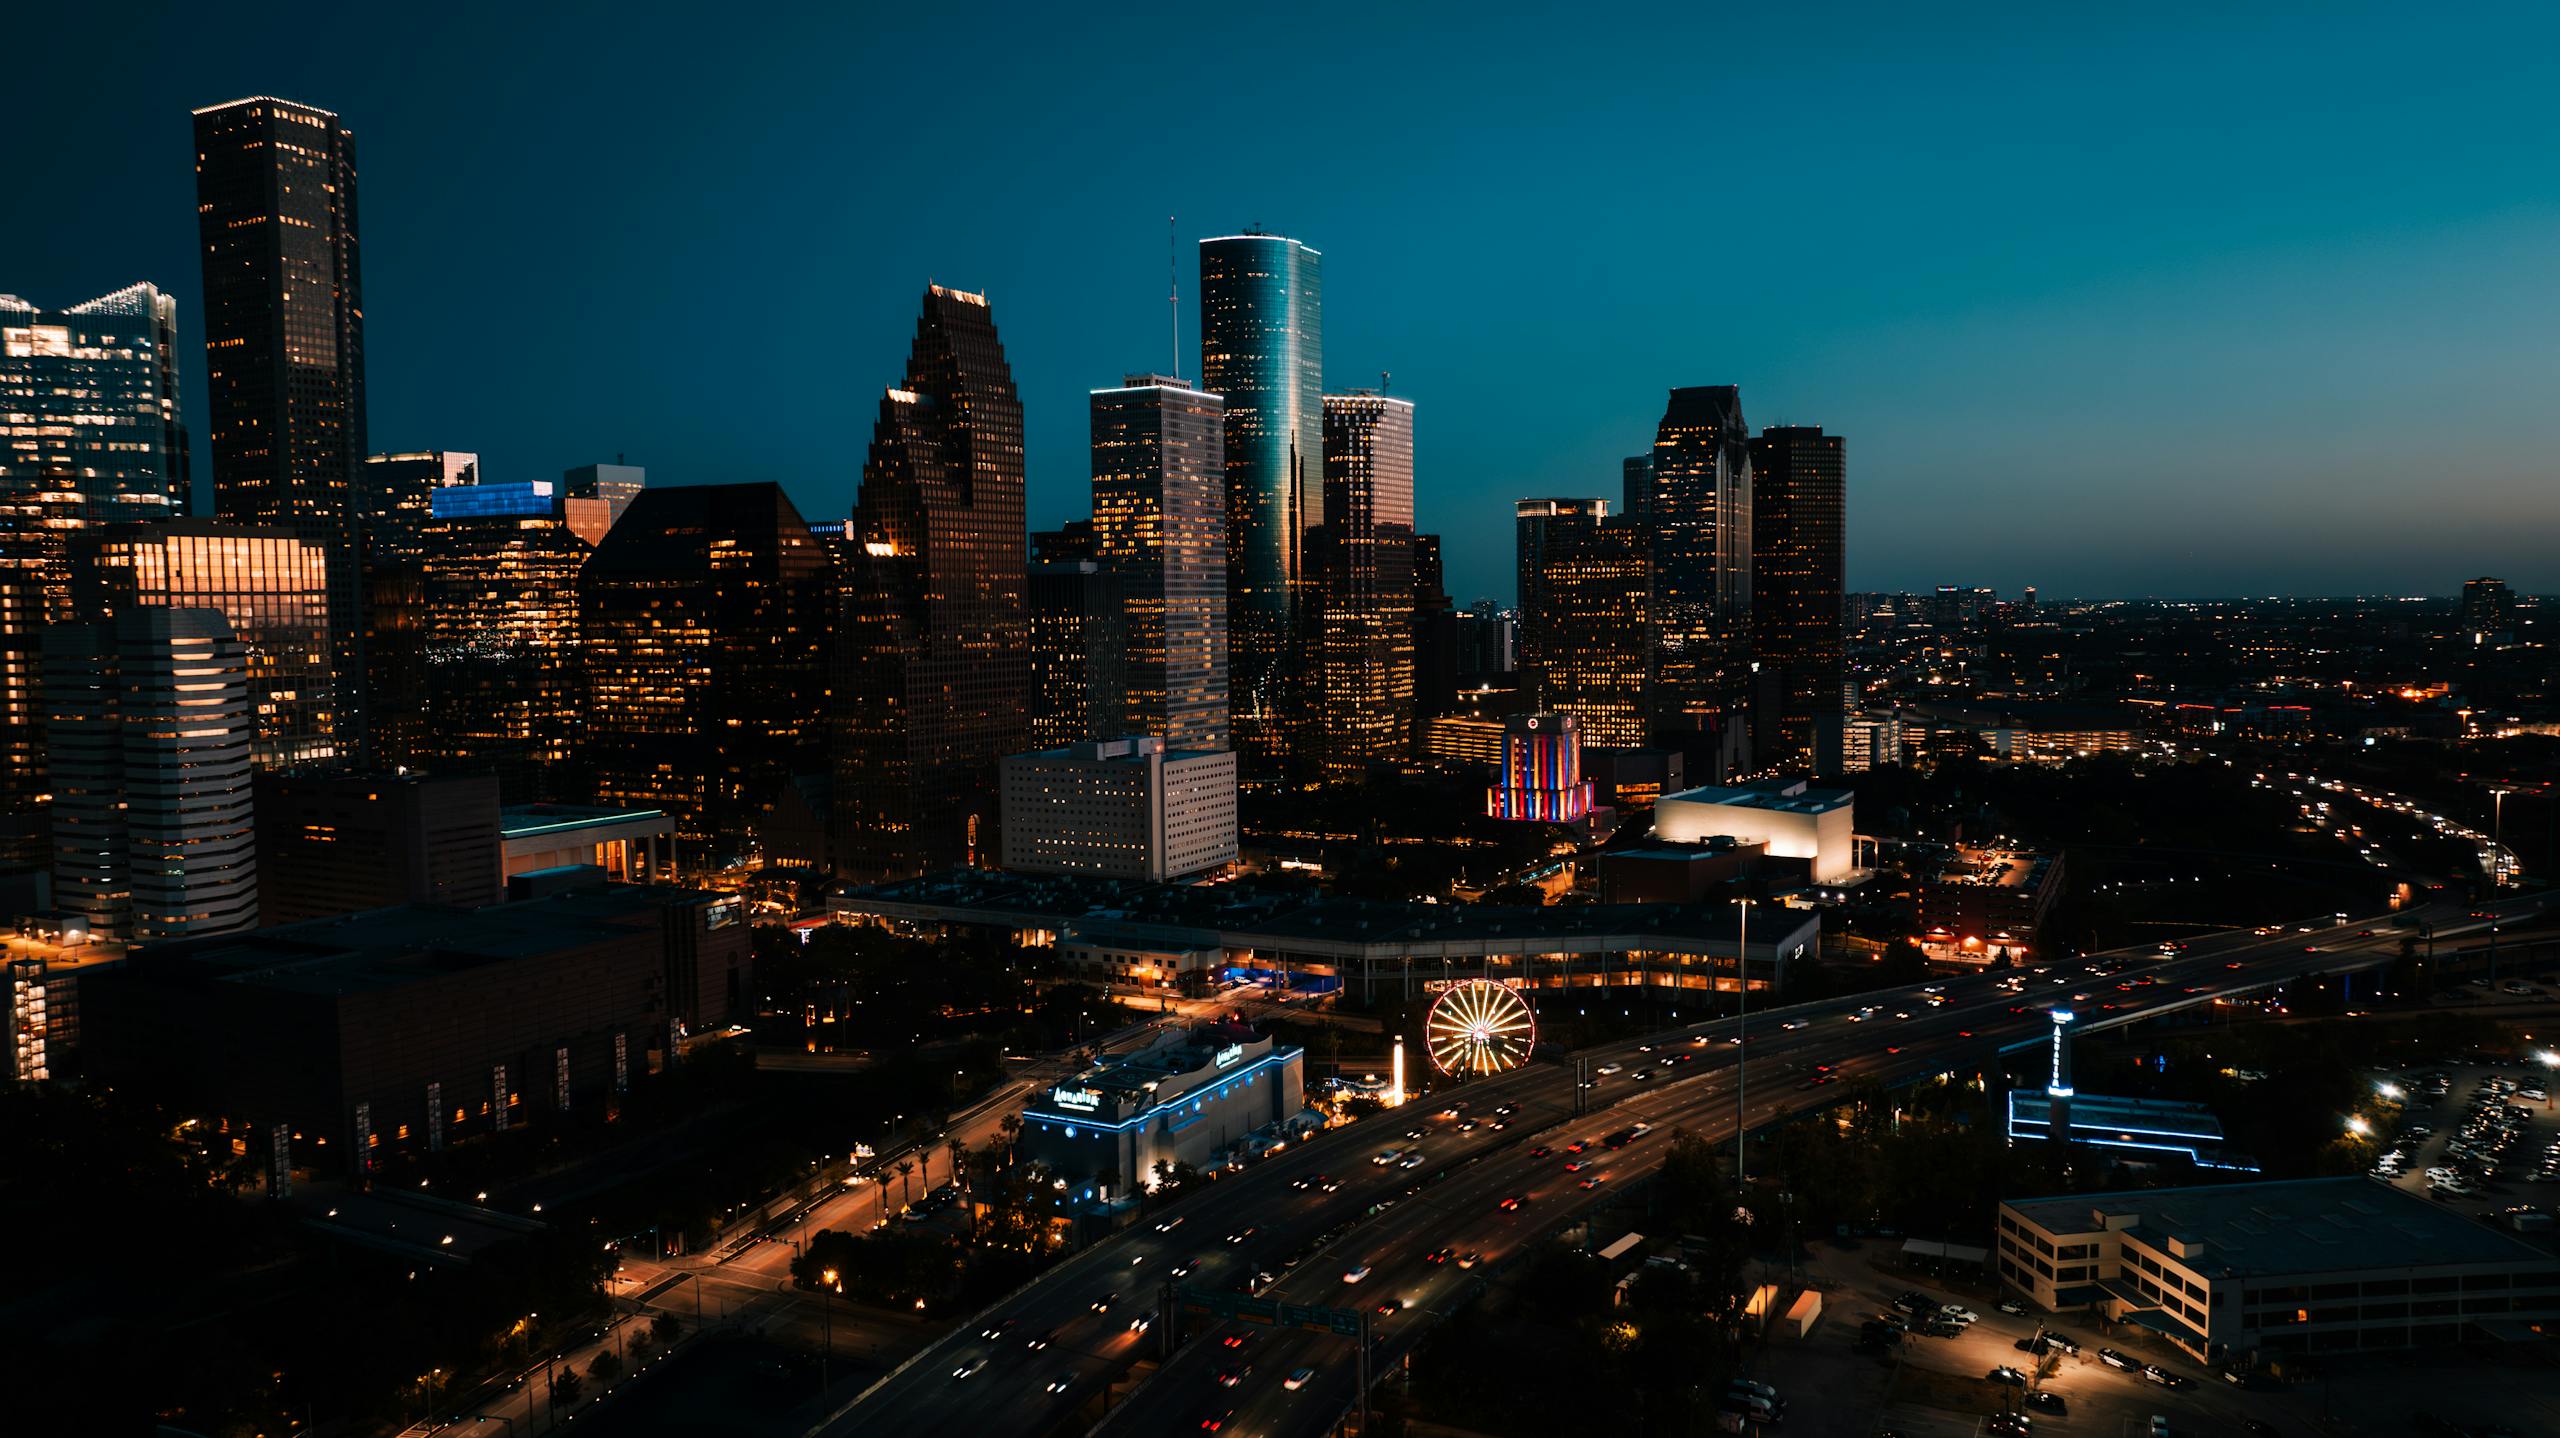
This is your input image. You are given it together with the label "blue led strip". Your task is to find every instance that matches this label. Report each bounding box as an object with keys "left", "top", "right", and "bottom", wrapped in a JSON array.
[{"left": 1022, "top": 1049, "right": 1302, "bottom": 1132}]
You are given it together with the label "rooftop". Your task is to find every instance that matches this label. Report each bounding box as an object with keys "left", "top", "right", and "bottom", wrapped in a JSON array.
[
  {"left": 499, "top": 802, "right": 671, "bottom": 840},
  {"left": 2005, "top": 1176, "right": 2550, "bottom": 1278},
  {"left": 1660, "top": 778, "right": 1853, "bottom": 816}
]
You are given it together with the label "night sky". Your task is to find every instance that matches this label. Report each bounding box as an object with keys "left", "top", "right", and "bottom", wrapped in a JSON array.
[{"left": 12, "top": 3, "right": 2559, "bottom": 603}]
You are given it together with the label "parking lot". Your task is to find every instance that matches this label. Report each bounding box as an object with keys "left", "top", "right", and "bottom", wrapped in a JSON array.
[
  {"left": 2370, "top": 1062, "right": 2560, "bottom": 1233},
  {"left": 1749, "top": 1239, "right": 2560, "bottom": 1437}
]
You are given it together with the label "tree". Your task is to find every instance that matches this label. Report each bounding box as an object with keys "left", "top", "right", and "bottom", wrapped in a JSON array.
[
  {"left": 589, "top": 1349, "right": 623, "bottom": 1383},
  {"left": 895, "top": 1157, "right": 915, "bottom": 1208},
  {"left": 549, "top": 1369, "right": 584, "bottom": 1409},
  {"left": 651, "top": 1312, "right": 682, "bottom": 1345}
]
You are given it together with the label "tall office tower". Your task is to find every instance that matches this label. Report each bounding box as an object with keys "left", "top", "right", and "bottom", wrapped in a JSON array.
[
  {"left": 1198, "top": 233, "right": 1322, "bottom": 770},
  {"left": 359, "top": 450, "right": 477, "bottom": 560},
  {"left": 1749, "top": 425, "right": 1847, "bottom": 771},
  {"left": 1412, "top": 532, "right": 1459, "bottom": 721},
  {"left": 1514, "top": 497, "right": 1610, "bottom": 702},
  {"left": 581, "top": 484, "right": 832, "bottom": 871},
  {"left": 1090, "top": 375, "right": 1229, "bottom": 751},
  {"left": 1313, "top": 394, "right": 1417, "bottom": 780},
  {"left": 1621, "top": 454, "right": 1653, "bottom": 518},
  {"left": 411, "top": 482, "right": 595, "bottom": 799},
  {"left": 833, "top": 286, "right": 1031, "bottom": 879},
  {"left": 194, "top": 96, "right": 367, "bottom": 757},
  {"left": 2459, "top": 577, "right": 2514, "bottom": 638},
  {"left": 1648, "top": 386, "right": 1754, "bottom": 772},
  {"left": 44, "top": 608, "right": 258, "bottom": 941},
  {"left": 72, "top": 520, "right": 337, "bottom": 769},
  {"left": 562, "top": 461, "right": 646, "bottom": 543},
  {"left": 1027, "top": 522, "right": 1109, "bottom": 751},
  {"left": 0, "top": 284, "right": 193, "bottom": 864},
  {"left": 1530, "top": 517, "right": 1652, "bottom": 749}
]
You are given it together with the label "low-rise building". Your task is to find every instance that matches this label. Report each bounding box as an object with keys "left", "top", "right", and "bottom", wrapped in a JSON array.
[
  {"left": 999, "top": 736, "right": 1237, "bottom": 882},
  {"left": 1998, "top": 1177, "right": 2560, "bottom": 1362},
  {"left": 1916, "top": 845, "right": 2062, "bottom": 964},
  {"left": 1653, "top": 778, "right": 1856, "bottom": 883},
  {"left": 1018, "top": 1021, "right": 1306, "bottom": 1201}
]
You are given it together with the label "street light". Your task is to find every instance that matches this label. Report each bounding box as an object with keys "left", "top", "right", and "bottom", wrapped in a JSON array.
[
  {"left": 2376, "top": 1081, "right": 2403, "bottom": 1101},
  {"left": 2346, "top": 1115, "right": 2372, "bottom": 1138},
  {"left": 1734, "top": 897, "right": 1755, "bottom": 1191},
  {"left": 818, "top": 1267, "right": 839, "bottom": 1393}
]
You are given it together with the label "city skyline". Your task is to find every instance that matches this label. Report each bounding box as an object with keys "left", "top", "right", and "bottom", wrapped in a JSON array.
[{"left": 11, "top": 6, "right": 2558, "bottom": 605}]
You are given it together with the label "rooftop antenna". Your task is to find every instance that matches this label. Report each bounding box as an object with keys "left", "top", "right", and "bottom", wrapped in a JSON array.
[
  {"left": 1168, "top": 215, "right": 1180, "bottom": 379},
  {"left": 1380, "top": 370, "right": 1391, "bottom": 394}
]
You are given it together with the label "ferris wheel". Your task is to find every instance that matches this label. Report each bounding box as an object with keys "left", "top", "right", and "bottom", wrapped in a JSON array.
[{"left": 1424, "top": 980, "right": 1537, "bottom": 1077}]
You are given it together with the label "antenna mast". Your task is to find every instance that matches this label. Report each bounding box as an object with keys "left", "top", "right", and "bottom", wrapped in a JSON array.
[{"left": 1168, "top": 215, "right": 1180, "bottom": 379}]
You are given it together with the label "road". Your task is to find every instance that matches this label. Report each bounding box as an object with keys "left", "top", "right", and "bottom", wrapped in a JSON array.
[{"left": 818, "top": 894, "right": 2540, "bottom": 1438}]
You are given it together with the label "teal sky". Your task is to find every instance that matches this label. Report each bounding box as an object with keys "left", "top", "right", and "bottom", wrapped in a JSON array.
[{"left": 10, "top": 1, "right": 2559, "bottom": 603}]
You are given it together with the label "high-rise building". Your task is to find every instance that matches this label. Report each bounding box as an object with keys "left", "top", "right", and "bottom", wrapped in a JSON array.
[
  {"left": 1486, "top": 713, "right": 1597, "bottom": 824},
  {"left": 360, "top": 451, "right": 478, "bottom": 560},
  {"left": 1412, "top": 532, "right": 1459, "bottom": 721},
  {"left": 581, "top": 484, "right": 833, "bottom": 872},
  {"left": 1028, "top": 522, "right": 1109, "bottom": 751},
  {"left": 1529, "top": 515, "right": 1652, "bottom": 749},
  {"left": 999, "top": 736, "right": 1238, "bottom": 882},
  {"left": 1750, "top": 425, "right": 1846, "bottom": 771},
  {"left": 1514, "top": 497, "right": 1610, "bottom": 703},
  {"left": 44, "top": 608, "right": 258, "bottom": 941},
  {"left": 1648, "top": 386, "right": 1754, "bottom": 772},
  {"left": 71, "top": 520, "right": 337, "bottom": 769},
  {"left": 0, "top": 284, "right": 192, "bottom": 864},
  {"left": 834, "top": 286, "right": 1031, "bottom": 879},
  {"left": 1090, "top": 375, "right": 1228, "bottom": 751},
  {"left": 2459, "top": 577, "right": 2514, "bottom": 638},
  {"left": 1621, "top": 454, "right": 1653, "bottom": 518},
  {"left": 254, "top": 771, "right": 500, "bottom": 924},
  {"left": 193, "top": 97, "right": 368, "bottom": 756},
  {"left": 562, "top": 461, "right": 645, "bottom": 545},
  {"left": 1199, "top": 233, "right": 1322, "bottom": 769},
  {"left": 1315, "top": 393, "right": 1417, "bottom": 779},
  {"left": 407, "top": 481, "right": 594, "bottom": 798}
]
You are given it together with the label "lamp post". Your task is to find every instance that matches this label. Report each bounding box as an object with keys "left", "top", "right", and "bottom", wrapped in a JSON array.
[
  {"left": 1735, "top": 897, "right": 1755, "bottom": 1191},
  {"left": 2490, "top": 787, "right": 2512, "bottom": 986},
  {"left": 819, "top": 1267, "right": 838, "bottom": 1393}
]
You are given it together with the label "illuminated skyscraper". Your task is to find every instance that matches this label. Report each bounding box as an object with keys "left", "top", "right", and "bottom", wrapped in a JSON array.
[
  {"left": 1514, "top": 497, "right": 1609, "bottom": 704},
  {"left": 410, "top": 482, "right": 594, "bottom": 798},
  {"left": 1621, "top": 454, "right": 1653, "bottom": 518},
  {"left": 581, "top": 484, "right": 833, "bottom": 871},
  {"left": 72, "top": 520, "right": 336, "bottom": 770},
  {"left": 0, "top": 284, "right": 192, "bottom": 863},
  {"left": 1315, "top": 393, "right": 1416, "bottom": 780},
  {"left": 44, "top": 607, "right": 258, "bottom": 941},
  {"left": 360, "top": 450, "right": 477, "bottom": 560},
  {"left": 834, "top": 286, "right": 1032, "bottom": 879},
  {"left": 1528, "top": 515, "right": 1652, "bottom": 749},
  {"left": 1486, "top": 713, "right": 1596, "bottom": 823},
  {"left": 1199, "top": 233, "right": 1322, "bottom": 769},
  {"left": 561, "top": 461, "right": 645, "bottom": 545},
  {"left": 194, "top": 96, "right": 367, "bottom": 754},
  {"left": 1027, "top": 521, "right": 1108, "bottom": 751},
  {"left": 1648, "top": 385, "right": 1753, "bottom": 770},
  {"left": 1090, "top": 375, "right": 1228, "bottom": 752},
  {"left": 1750, "top": 425, "right": 1846, "bottom": 770}
]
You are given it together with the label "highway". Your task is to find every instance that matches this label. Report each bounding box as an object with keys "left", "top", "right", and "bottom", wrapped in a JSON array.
[{"left": 813, "top": 895, "right": 2540, "bottom": 1438}]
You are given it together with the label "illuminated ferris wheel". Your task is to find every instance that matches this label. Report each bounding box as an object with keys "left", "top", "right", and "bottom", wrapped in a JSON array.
[{"left": 1424, "top": 980, "right": 1537, "bottom": 1077}]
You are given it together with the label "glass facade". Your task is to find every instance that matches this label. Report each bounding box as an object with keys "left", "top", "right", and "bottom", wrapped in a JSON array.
[
  {"left": 362, "top": 450, "right": 478, "bottom": 555},
  {"left": 409, "top": 495, "right": 594, "bottom": 799},
  {"left": 72, "top": 519, "right": 337, "bottom": 770},
  {"left": 835, "top": 286, "right": 1032, "bottom": 879},
  {"left": 1529, "top": 515, "right": 1653, "bottom": 749},
  {"left": 1649, "top": 385, "right": 1754, "bottom": 768},
  {"left": 1090, "top": 375, "right": 1228, "bottom": 752},
  {"left": 1198, "top": 234, "right": 1321, "bottom": 769},
  {"left": 1315, "top": 393, "right": 1416, "bottom": 780},
  {"left": 1514, "top": 497, "right": 1610, "bottom": 705},
  {"left": 194, "top": 96, "right": 368, "bottom": 752},
  {"left": 1749, "top": 426, "right": 1846, "bottom": 770}
]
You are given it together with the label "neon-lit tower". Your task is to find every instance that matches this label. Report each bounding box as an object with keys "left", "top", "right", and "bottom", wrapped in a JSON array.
[{"left": 2047, "top": 1008, "right": 2076, "bottom": 1144}]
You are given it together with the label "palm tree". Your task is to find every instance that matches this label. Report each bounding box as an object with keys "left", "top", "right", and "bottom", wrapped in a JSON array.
[{"left": 895, "top": 1158, "right": 915, "bottom": 1209}]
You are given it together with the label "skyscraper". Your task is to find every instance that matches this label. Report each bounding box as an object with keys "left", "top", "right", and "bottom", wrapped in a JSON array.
[
  {"left": 1315, "top": 393, "right": 1416, "bottom": 779},
  {"left": 410, "top": 481, "right": 595, "bottom": 799},
  {"left": 44, "top": 607, "right": 258, "bottom": 941},
  {"left": 1199, "top": 233, "right": 1322, "bottom": 770},
  {"left": 1648, "top": 386, "right": 1754, "bottom": 772},
  {"left": 1412, "top": 532, "right": 1460, "bottom": 723},
  {"left": 360, "top": 450, "right": 478, "bottom": 560},
  {"left": 2459, "top": 577, "right": 2514, "bottom": 638},
  {"left": 1027, "top": 521, "right": 1109, "bottom": 751},
  {"left": 1514, "top": 497, "right": 1610, "bottom": 704},
  {"left": 72, "top": 520, "right": 337, "bottom": 769},
  {"left": 1750, "top": 425, "right": 1846, "bottom": 771},
  {"left": 562, "top": 461, "right": 646, "bottom": 545},
  {"left": 580, "top": 484, "right": 833, "bottom": 871},
  {"left": 0, "top": 284, "right": 192, "bottom": 864},
  {"left": 1090, "top": 375, "right": 1228, "bottom": 752},
  {"left": 834, "top": 286, "right": 1032, "bottom": 879},
  {"left": 193, "top": 96, "right": 367, "bottom": 756},
  {"left": 1528, "top": 516, "right": 1652, "bottom": 749},
  {"left": 1621, "top": 454, "right": 1653, "bottom": 518}
]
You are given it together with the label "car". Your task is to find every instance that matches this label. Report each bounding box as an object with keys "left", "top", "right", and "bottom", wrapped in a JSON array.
[
  {"left": 1371, "top": 1149, "right": 1401, "bottom": 1166},
  {"left": 1398, "top": 1152, "right": 1426, "bottom": 1169},
  {"left": 1343, "top": 1265, "right": 1372, "bottom": 1284},
  {"left": 1285, "top": 1365, "right": 1316, "bottom": 1391},
  {"left": 1169, "top": 1261, "right": 1194, "bottom": 1278},
  {"left": 1319, "top": 1176, "right": 1342, "bottom": 1192},
  {"left": 952, "top": 1357, "right": 989, "bottom": 1379},
  {"left": 1425, "top": 1247, "right": 1454, "bottom": 1265},
  {"left": 1376, "top": 1300, "right": 1400, "bottom": 1315},
  {"left": 1228, "top": 1226, "right": 1258, "bottom": 1244},
  {"left": 2098, "top": 1347, "right": 2135, "bottom": 1369},
  {"left": 1091, "top": 1291, "right": 1116, "bottom": 1313},
  {"left": 1198, "top": 1407, "right": 1236, "bottom": 1432},
  {"left": 2043, "top": 1333, "right": 2081, "bottom": 1356},
  {"left": 1217, "top": 1364, "right": 1253, "bottom": 1388},
  {"left": 2026, "top": 1391, "right": 2067, "bottom": 1415},
  {"left": 1997, "top": 1298, "right": 2029, "bottom": 1316},
  {"left": 2142, "top": 1365, "right": 2189, "bottom": 1389},
  {"left": 1988, "top": 1366, "right": 2027, "bottom": 1386},
  {"left": 2149, "top": 1419, "right": 2173, "bottom": 1438},
  {"left": 1456, "top": 1250, "right": 1480, "bottom": 1268},
  {"left": 1027, "top": 1329, "right": 1055, "bottom": 1350},
  {"left": 1437, "top": 1104, "right": 1462, "bottom": 1117},
  {"left": 1129, "top": 1313, "right": 1154, "bottom": 1334},
  {"left": 1404, "top": 1128, "right": 1426, "bottom": 1140},
  {"left": 981, "top": 1318, "right": 1016, "bottom": 1339},
  {"left": 1157, "top": 1215, "right": 1186, "bottom": 1231},
  {"left": 1782, "top": 1019, "right": 1808, "bottom": 1030},
  {"left": 1580, "top": 1174, "right": 1607, "bottom": 1189},
  {"left": 1045, "top": 1376, "right": 1072, "bottom": 1393},
  {"left": 1221, "top": 1332, "right": 1253, "bottom": 1349},
  {"left": 1527, "top": 1146, "right": 1552, "bottom": 1159},
  {"left": 1596, "top": 1062, "right": 1624, "bottom": 1075},
  {"left": 1499, "top": 1195, "right": 1527, "bottom": 1210},
  {"left": 1941, "top": 1304, "right": 1978, "bottom": 1322}
]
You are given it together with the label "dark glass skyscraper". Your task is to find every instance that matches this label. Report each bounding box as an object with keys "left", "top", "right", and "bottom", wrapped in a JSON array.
[
  {"left": 580, "top": 484, "right": 834, "bottom": 872},
  {"left": 412, "top": 481, "right": 595, "bottom": 799},
  {"left": 1750, "top": 425, "right": 1847, "bottom": 771},
  {"left": 194, "top": 96, "right": 367, "bottom": 758},
  {"left": 1315, "top": 393, "right": 1416, "bottom": 780},
  {"left": 1199, "top": 234, "right": 1322, "bottom": 770},
  {"left": 1621, "top": 454, "right": 1653, "bottom": 518},
  {"left": 835, "top": 286, "right": 1032, "bottom": 879},
  {"left": 1090, "top": 375, "right": 1228, "bottom": 752},
  {"left": 1514, "top": 497, "right": 1610, "bottom": 705},
  {"left": 1027, "top": 521, "right": 1108, "bottom": 751},
  {"left": 1649, "top": 385, "right": 1754, "bottom": 771},
  {"left": 1529, "top": 516, "right": 1652, "bottom": 750}
]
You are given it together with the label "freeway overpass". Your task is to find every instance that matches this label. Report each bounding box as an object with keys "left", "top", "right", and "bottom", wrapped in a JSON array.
[{"left": 810, "top": 895, "right": 2541, "bottom": 1438}]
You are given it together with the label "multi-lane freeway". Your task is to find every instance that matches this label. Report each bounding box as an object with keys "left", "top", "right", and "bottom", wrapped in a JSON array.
[{"left": 812, "top": 895, "right": 2540, "bottom": 1438}]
